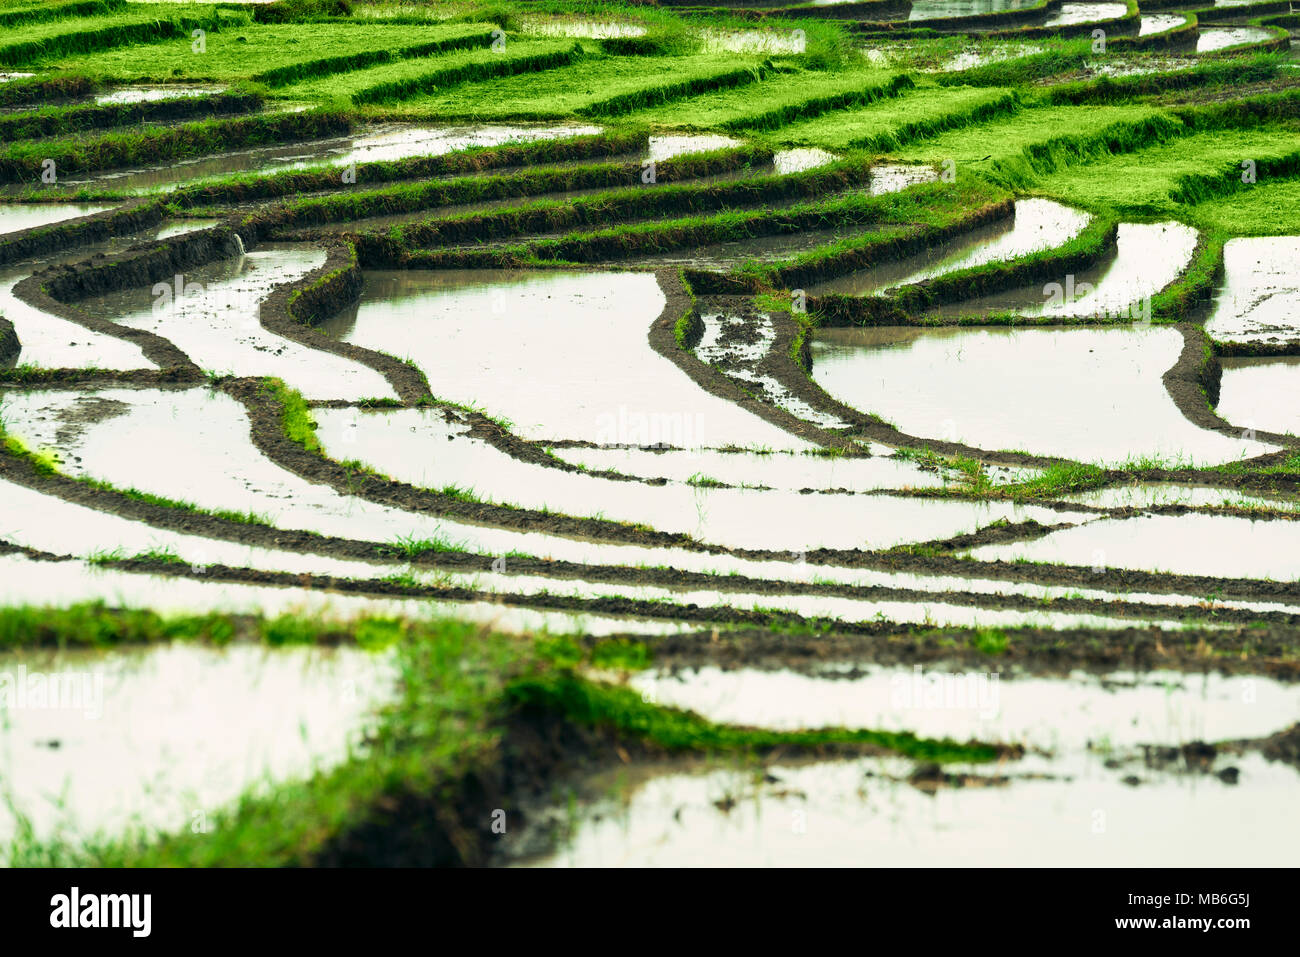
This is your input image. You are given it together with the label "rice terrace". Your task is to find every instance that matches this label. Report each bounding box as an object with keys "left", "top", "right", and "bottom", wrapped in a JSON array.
[{"left": 0, "top": 0, "right": 1297, "bottom": 876}]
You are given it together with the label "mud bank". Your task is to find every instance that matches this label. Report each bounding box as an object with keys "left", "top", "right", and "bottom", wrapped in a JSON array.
[{"left": 0, "top": 315, "right": 17, "bottom": 364}]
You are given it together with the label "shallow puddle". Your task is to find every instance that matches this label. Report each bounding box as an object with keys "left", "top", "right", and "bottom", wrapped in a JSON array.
[
  {"left": 467, "top": 563, "right": 1201, "bottom": 630},
  {"left": 1197, "top": 27, "right": 1276, "bottom": 53},
  {"left": 1139, "top": 13, "right": 1187, "bottom": 36},
  {"left": 808, "top": 198, "right": 1090, "bottom": 297},
  {"left": 0, "top": 466, "right": 417, "bottom": 581},
  {"left": 32, "top": 124, "right": 602, "bottom": 195},
  {"left": 647, "top": 134, "right": 742, "bottom": 163},
  {"left": 1059, "top": 481, "right": 1296, "bottom": 511},
  {"left": 0, "top": 218, "right": 216, "bottom": 370},
  {"left": 928, "top": 222, "right": 1197, "bottom": 320},
  {"left": 77, "top": 247, "right": 395, "bottom": 400},
  {"left": 0, "top": 387, "right": 487, "bottom": 548},
  {"left": 326, "top": 269, "right": 806, "bottom": 449},
  {"left": 1217, "top": 357, "right": 1300, "bottom": 438},
  {"left": 311, "top": 403, "right": 1084, "bottom": 552},
  {"left": 868, "top": 163, "right": 940, "bottom": 195},
  {"left": 697, "top": 311, "right": 851, "bottom": 428},
  {"left": 0, "top": 388, "right": 1165, "bottom": 611},
  {"left": 552, "top": 444, "right": 1031, "bottom": 491},
  {"left": 1084, "top": 56, "right": 1194, "bottom": 78},
  {"left": 1204, "top": 237, "right": 1300, "bottom": 345},
  {"left": 0, "top": 267, "right": 152, "bottom": 371},
  {"left": 969, "top": 511, "right": 1300, "bottom": 580},
  {"left": 524, "top": 20, "right": 647, "bottom": 39},
  {"left": 630, "top": 227, "right": 876, "bottom": 270},
  {"left": 525, "top": 750, "right": 1298, "bottom": 866},
  {"left": 939, "top": 44, "right": 1043, "bottom": 72},
  {"left": 93, "top": 86, "right": 225, "bottom": 105},
  {"left": 701, "top": 30, "right": 811, "bottom": 55},
  {"left": 0, "top": 203, "right": 116, "bottom": 237},
  {"left": 628, "top": 665, "right": 1300, "bottom": 750},
  {"left": 0, "top": 384, "right": 862, "bottom": 575},
  {"left": 909, "top": 0, "right": 1036, "bottom": 21},
  {"left": 1045, "top": 2, "right": 1127, "bottom": 26},
  {"left": 0, "top": 643, "right": 395, "bottom": 850},
  {"left": 811, "top": 326, "right": 1275, "bottom": 465},
  {"left": 772, "top": 148, "right": 840, "bottom": 175},
  {"left": 0, "top": 553, "right": 692, "bottom": 638}
]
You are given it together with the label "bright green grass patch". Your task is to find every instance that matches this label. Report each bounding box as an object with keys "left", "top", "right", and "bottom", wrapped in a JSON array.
[
  {"left": 627, "top": 63, "right": 898, "bottom": 128},
  {"left": 1186, "top": 175, "right": 1300, "bottom": 236},
  {"left": 0, "top": 4, "right": 207, "bottom": 44},
  {"left": 0, "top": 4, "right": 230, "bottom": 64},
  {"left": 282, "top": 38, "right": 573, "bottom": 101},
  {"left": 261, "top": 377, "right": 320, "bottom": 453},
  {"left": 1032, "top": 129, "right": 1300, "bottom": 214},
  {"left": 379, "top": 50, "right": 765, "bottom": 119},
  {"left": 0, "top": 0, "right": 126, "bottom": 29},
  {"left": 774, "top": 84, "right": 1015, "bottom": 150},
  {"left": 900, "top": 102, "right": 1168, "bottom": 163},
  {"left": 54, "top": 20, "right": 489, "bottom": 80}
]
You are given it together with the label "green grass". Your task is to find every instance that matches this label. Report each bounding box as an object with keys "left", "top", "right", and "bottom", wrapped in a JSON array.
[
  {"left": 775, "top": 84, "right": 1017, "bottom": 151},
  {"left": 900, "top": 102, "right": 1168, "bottom": 169},
  {"left": 1032, "top": 129, "right": 1300, "bottom": 215},
  {"left": 379, "top": 49, "right": 766, "bottom": 118},
  {"left": 0, "top": 91, "right": 261, "bottom": 142},
  {"left": 380, "top": 533, "right": 468, "bottom": 558},
  {"left": 284, "top": 38, "right": 576, "bottom": 102},
  {"left": 409, "top": 177, "right": 1007, "bottom": 268},
  {"left": 972, "top": 628, "right": 1009, "bottom": 656},
  {"left": 390, "top": 156, "right": 871, "bottom": 248},
  {"left": 1, "top": 431, "right": 59, "bottom": 474},
  {"left": 628, "top": 64, "right": 903, "bottom": 129},
  {"left": 0, "top": 0, "right": 126, "bottom": 29},
  {"left": 508, "top": 673, "right": 1002, "bottom": 761},
  {"left": 0, "top": 109, "right": 351, "bottom": 181},
  {"left": 0, "top": 4, "right": 234, "bottom": 68},
  {"left": 54, "top": 20, "right": 490, "bottom": 80},
  {"left": 273, "top": 143, "right": 768, "bottom": 230},
  {"left": 1187, "top": 175, "right": 1300, "bottom": 236},
  {"left": 261, "top": 377, "right": 321, "bottom": 453}
]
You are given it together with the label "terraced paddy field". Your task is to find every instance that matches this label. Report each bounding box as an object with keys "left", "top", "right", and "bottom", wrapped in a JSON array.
[{"left": 0, "top": 0, "right": 1298, "bottom": 874}]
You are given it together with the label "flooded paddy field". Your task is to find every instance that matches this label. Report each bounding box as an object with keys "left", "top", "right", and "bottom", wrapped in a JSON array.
[{"left": 0, "top": 0, "right": 1297, "bottom": 874}]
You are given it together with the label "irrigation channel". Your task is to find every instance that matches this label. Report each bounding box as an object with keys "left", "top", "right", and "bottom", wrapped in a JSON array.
[{"left": 0, "top": 0, "right": 1297, "bottom": 868}]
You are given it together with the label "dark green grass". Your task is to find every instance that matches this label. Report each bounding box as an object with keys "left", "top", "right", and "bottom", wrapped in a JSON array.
[
  {"left": 0, "top": 109, "right": 351, "bottom": 182},
  {"left": 0, "top": 91, "right": 262, "bottom": 142},
  {"left": 265, "top": 144, "right": 771, "bottom": 230}
]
